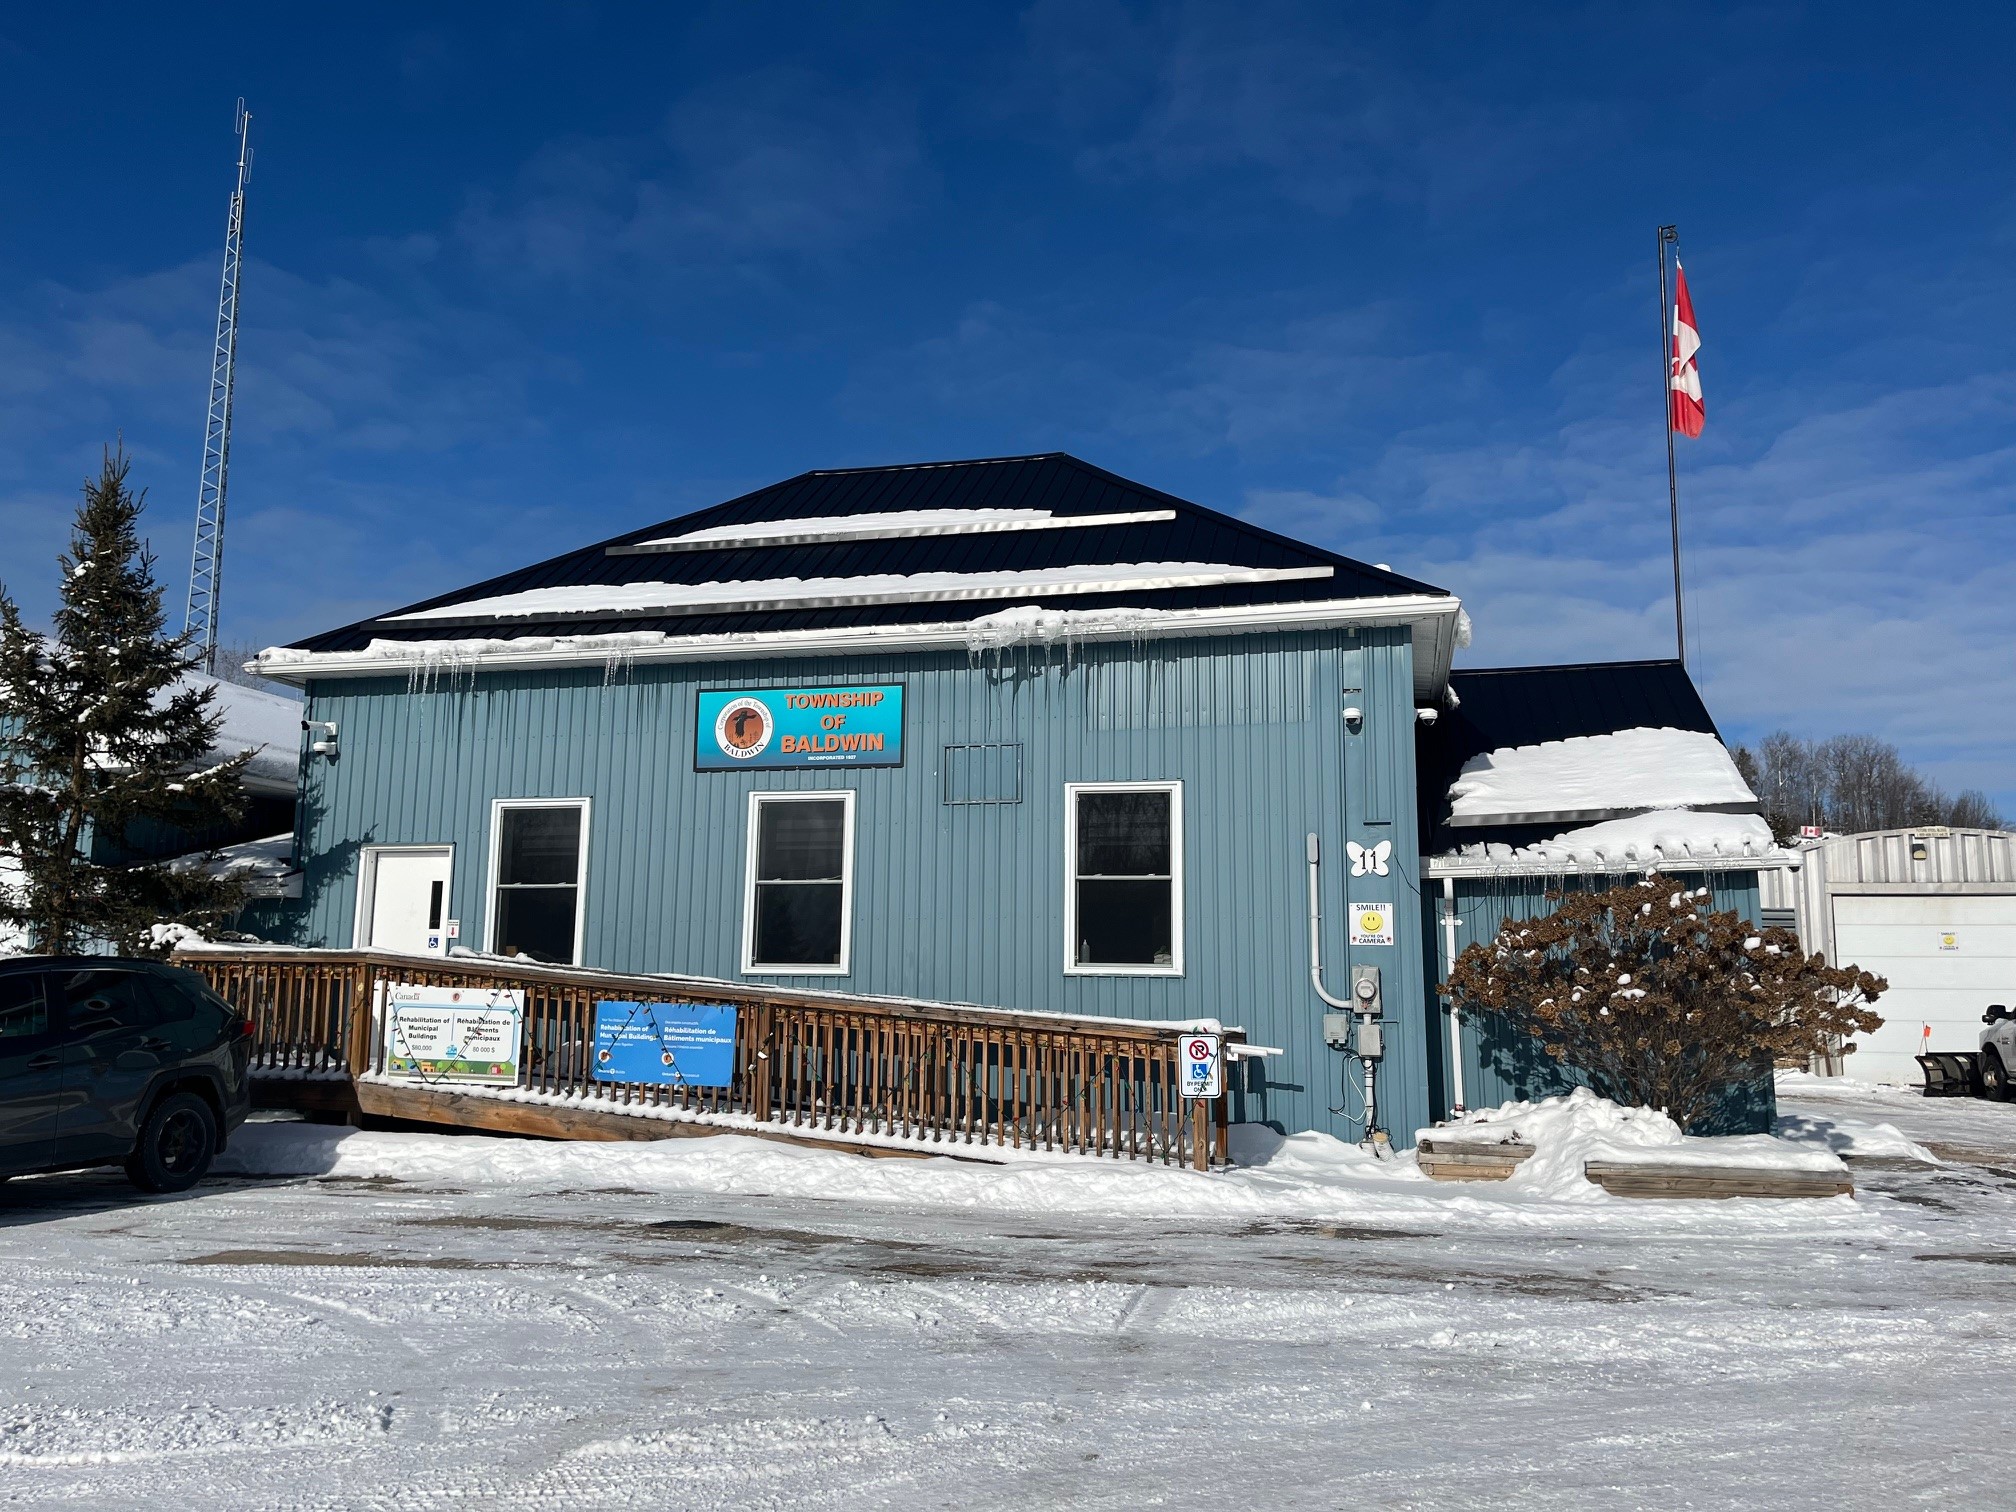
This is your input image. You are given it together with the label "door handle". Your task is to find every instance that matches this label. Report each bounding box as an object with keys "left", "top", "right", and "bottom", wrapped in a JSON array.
[
  {"left": 26, "top": 1053, "right": 58, "bottom": 1070},
  {"left": 140, "top": 1038, "right": 173, "bottom": 1054}
]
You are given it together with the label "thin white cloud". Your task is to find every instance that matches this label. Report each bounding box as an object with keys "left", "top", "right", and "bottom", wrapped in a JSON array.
[{"left": 453, "top": 68, "right": 924, "bottom": 288}]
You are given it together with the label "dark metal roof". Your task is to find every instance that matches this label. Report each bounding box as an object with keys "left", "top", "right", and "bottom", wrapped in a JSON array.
[
  {"left": 288, "top": 453, "right": 1449, "bottom": 653},
  {"left": 1417, "top": 660, "right": 1723, "bottom": 854}
]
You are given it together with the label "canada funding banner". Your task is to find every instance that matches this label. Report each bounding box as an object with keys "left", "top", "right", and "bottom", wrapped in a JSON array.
[
  {"left": 695, "top": 685, "right": 904, "bottom": 770},
  {"left": 592, "top": 1001, "right": 739, "bottom": 1088},
  {"left": 382, "top": 984, "right": 524, "bottom": 1085}
]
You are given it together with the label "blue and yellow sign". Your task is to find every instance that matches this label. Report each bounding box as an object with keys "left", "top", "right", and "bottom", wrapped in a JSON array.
[{"left": 695, "top": 685, "right": 904, "bottom": 770}]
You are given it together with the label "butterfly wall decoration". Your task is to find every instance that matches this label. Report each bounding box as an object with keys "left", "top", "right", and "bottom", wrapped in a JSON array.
[{"left": 1346, "top": 839, "right": 1392, "bottom": 877}]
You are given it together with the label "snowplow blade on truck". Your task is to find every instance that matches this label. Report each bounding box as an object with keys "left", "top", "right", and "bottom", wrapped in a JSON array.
[{"left": 1917, "top": 1052, "right": 1979, "bottom": 1097}]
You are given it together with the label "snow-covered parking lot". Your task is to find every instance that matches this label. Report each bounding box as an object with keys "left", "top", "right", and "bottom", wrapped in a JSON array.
[{"left": 4, "top": 1081, "right": 2014, "bottom": 1510}]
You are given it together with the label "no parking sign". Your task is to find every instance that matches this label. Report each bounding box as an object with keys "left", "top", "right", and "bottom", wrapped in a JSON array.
[{"left": 1178, "top": 1032, "right": 1222, "bottom": 1099}]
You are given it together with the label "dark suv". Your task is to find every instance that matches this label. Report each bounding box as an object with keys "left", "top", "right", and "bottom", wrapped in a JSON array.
[{"left": 0, "top": 958, "right": 252, "bottom": 1192}]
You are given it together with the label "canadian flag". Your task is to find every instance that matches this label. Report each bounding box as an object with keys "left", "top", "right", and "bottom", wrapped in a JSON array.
[{"left": 1669, "top": 260, "right": 1704, "bottom": 437}]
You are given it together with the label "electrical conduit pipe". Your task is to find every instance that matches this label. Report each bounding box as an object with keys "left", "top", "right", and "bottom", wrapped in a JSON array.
[{"left": 1306, "top": 833, "right": 1377, "bottom": 1143}]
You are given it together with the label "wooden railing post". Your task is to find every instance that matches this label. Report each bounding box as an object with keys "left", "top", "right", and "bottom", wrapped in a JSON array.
[
  {"left": 345, "top": 961, "right": 373, "bottom": 1079},
  {"left": 752, "top": 1000, "right": 773, "bottom": 1123}
]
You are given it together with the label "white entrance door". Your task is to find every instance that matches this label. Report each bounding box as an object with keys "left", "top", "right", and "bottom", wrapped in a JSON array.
[
  {"left": 1831, "top": 893, "right": 2016, "bottom": 1085},
  {"left": 358, "top": 846, "right": 454, "bottom": 956}
]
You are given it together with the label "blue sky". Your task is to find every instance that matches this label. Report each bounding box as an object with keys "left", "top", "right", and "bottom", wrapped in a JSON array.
[{"left": 2, "top": 3, "right": 2011, "bottom": 806}]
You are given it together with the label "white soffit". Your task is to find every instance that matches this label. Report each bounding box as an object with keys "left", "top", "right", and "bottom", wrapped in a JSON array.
[
  {"left": 609, "top": 507, "right": 1178, "bottom": 554},
  {"left": 383, "top": 562, "right": 1336, "bottom": 625}
]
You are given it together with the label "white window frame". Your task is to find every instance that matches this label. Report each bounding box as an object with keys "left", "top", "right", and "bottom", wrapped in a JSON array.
[
  {"left": 351, "top": 843, "right": 455, "bottom": 951},
  {"left": 742, "top": 789, "right": 857, "bottom": 977},
  {"left": 484, "top": 798, "right": 592, "bottom": 967},
  {"left": 1063, "top": 780, "right": 1185, "bottom": 977}
]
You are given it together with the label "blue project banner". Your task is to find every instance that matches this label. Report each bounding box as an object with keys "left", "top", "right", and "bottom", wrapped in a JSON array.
[
  {"left": 591, "top": 1001, "right": 739, "bottom": 1088},
  {"left": 695, "top": 685, "right": 904, "bottom": 770}
]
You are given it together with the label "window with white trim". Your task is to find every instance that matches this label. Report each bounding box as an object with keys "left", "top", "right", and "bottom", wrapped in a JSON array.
[
  {"left": 488, "top": 800, "right": 589, "bottom": 965},
  {"left": 744, "top": 791, "right": 854, "bottom": 973},
  {"left": 1066, "top": 782, "right": 1182, "bottom": 974}
]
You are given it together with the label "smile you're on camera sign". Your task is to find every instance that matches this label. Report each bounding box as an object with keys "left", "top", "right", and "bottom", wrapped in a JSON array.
[{"left": 695, "top": 685, "right": 904, "bottom": 770}]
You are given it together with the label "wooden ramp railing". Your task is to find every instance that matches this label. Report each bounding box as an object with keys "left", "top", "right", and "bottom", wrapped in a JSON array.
[{"left": 176, "top": 947, "right": 1237, "bottom": 1170}]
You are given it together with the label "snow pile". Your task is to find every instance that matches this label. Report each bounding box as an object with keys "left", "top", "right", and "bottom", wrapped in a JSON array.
[
  {"left": 1441, "top": 809, "right": 1777, "bottom": 868},
  {"left": 1771, "top": 1110, "right": 1938, "bottom": 1162},
  {"left": 381, "top": 563, "right": 1335, "bottom": 624},
  {"left": 625, "top": 506, "right": 1172, "bottom": 551},
  {"left": 1447, "top": 727, "right": 1757, "bottom": 825},
  {"left": 209, "top": 1107, "right": 1878, "bottom": 1236},
  {"left": 215, "top": 1120, "right": 1434, "bottom": 1226},
  {"left": 1424, "top": 1088, "right": 1849, "bottom": 1201},
  {"left": 147, "top": 920, "right": 210, "bottom": 951}
]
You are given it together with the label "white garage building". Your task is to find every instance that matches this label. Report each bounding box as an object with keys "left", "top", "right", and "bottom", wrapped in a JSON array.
[{"left": 1764, "top": 828, "right": 2016, "bottom": 1086}]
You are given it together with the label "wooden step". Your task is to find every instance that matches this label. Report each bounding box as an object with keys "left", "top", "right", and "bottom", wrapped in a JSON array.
[
  {"left": 1417, "top": 1138, "right": 1535, "bottom": 1182},
  {"left": 1581, "top": 1160, "right": 1853, "bottom": 1200}
]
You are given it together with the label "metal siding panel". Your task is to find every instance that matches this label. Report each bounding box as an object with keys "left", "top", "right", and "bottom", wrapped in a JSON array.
[{"left": 283, "top": 628, "right": 1430, "bottom": 1140}]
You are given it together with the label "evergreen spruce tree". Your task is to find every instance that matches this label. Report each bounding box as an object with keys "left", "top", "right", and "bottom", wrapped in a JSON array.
[{"left": 0, "top": 446, "right": 252, "bottom": 955}]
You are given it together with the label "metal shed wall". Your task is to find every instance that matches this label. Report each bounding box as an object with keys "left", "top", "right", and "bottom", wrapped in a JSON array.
[
  {"left": 287, "top": 627, "right": 1431, "bottom": 1143},
  {"left": 1770, "top": 829, "right": 2016, "bottom": 962},
  {"left": 1433, "top": 870, "right": 1769, "bottom": 1133}
]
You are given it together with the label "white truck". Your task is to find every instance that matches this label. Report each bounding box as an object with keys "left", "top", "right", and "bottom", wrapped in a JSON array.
[{"left": 1919, "top": 1004, "right": 2016, "bottom": 1099}]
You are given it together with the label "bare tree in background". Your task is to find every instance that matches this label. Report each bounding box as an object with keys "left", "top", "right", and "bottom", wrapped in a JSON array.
[
  {"left": 1734, "top": 731, "right": 2003, "bottom": 841},
  {"left": 210, "top": 641, "right": 299, "bottom": 699}
]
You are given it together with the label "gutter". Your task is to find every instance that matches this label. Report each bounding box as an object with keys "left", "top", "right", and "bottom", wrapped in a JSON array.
[
  {"left": 253, "top": 593, "right": 1465, "bottom": 700},
  {"left": 1424, "top": 846, "right": 1802, "bottom": 880}
]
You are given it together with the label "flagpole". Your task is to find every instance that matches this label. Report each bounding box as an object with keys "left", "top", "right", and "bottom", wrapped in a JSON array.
[{"left": 1657, "top": 223, "right": 1685, "bottom": 665}]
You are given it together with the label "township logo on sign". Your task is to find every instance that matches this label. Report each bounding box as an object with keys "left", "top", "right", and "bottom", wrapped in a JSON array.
[{"left": 714, "top": 697, "right": 774, "bottom": 761}]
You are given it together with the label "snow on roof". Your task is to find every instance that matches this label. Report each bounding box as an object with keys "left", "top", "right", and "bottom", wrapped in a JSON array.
[
  {"left": 191, "top": 677, "right": 302, "bottom": 795},
  {"left": 960, "top": 603, "right": 1177, "bottom": 653},
  {"left": 1446, "top": 726, "right": 1755, "bottom": 827},
  {"left": 384, "top": 562, "right": 1336, "bottom": 625},
  {"left": 612, "top": 507, "right": 1176, "bottom": 554},
  {"left": 1438, "top": 809, "right": 1778, "bottom": 870},
  {"left": 253, "top": 589, "right": 1461, "bottom": 684},
  {"left": 169, "top": 832, "right": 301, "bottom": 899}
]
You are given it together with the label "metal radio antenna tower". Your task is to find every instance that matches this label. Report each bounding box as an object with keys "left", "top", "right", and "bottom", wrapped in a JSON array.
[{"left": 184, "top": 100, "right": 253, "bottom": 674}]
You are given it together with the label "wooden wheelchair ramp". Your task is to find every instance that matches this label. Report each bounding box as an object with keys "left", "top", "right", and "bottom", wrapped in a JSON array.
[{"left": 181, "top": 948, "right": 1236, "bottom": 1170}]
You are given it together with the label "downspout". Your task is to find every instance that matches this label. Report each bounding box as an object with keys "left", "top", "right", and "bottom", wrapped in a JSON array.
[{"left": 1442, "top": 875, "right": 1465, "bottom": 1113}]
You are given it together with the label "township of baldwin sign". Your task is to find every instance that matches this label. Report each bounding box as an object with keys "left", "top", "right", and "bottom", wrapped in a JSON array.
[
  {"left": 592, "top": 1001, "right": 739, "bottom": 1088},
  {"left": 383, "top": 984, "right": 524, "bottom": 1085},
  {"left": 695, "top": 686, "right": 903, "bottom": 770}
]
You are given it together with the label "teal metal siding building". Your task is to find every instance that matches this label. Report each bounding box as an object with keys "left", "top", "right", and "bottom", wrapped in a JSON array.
[
  {"left": 282, "top": 629, "right": 1431, "bottom": 1140},
  {"left": 253, "top": 455, "right": 1785, "bottom": 1141}
]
